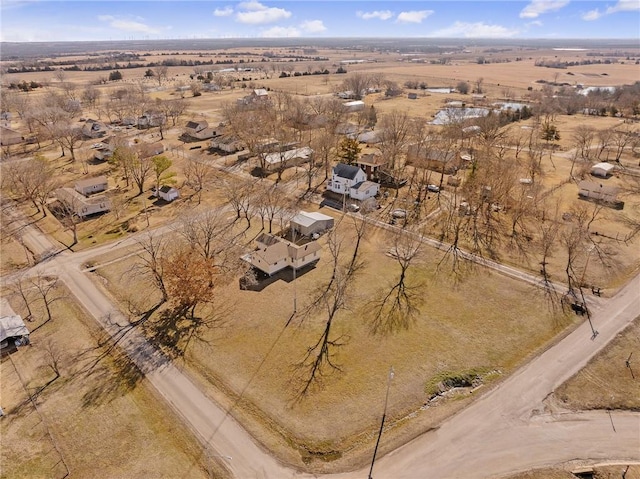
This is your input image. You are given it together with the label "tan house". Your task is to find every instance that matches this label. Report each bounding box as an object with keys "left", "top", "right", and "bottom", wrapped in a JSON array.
[
  {"left": 75, "top": 175, "right": 108, "bottom": 196},
  {"left": 243, "top": 233, "right": 321, "bottom": 276},
  {"left": 264, "top": 147, "right": 313, "bottom": 172},
  {"left": 407, "top": 145, "right": 461, "bottom": 174},
  {"left": 184, "top": 120, "right": 215, "bottom": 140},
  {"left": 55, "top": 188, "right": 111, "bottom": 218}
]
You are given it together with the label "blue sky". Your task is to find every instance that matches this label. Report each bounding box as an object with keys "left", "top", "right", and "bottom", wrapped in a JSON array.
[{"left": 1, "top": 0, "right": 639, "bottom": 42}]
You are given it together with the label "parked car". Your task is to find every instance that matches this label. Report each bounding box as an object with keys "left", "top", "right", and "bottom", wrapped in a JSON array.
[{"left": 427, "top": 184, "right": 440, "bottom": 193}]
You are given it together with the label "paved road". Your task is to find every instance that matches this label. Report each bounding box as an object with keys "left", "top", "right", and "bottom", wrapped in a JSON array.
[{"left": 3, "top": 201, "right": 639, "bottom": 478}]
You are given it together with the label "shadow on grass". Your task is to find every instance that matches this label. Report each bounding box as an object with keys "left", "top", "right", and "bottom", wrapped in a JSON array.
[{"left": 143, "top": 304, "right": 224, "bottom": 360}]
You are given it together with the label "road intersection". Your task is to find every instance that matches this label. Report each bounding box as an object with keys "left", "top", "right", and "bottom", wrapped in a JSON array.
[{"left": 2, "top": 199, "right": 638, "bottom": 479}]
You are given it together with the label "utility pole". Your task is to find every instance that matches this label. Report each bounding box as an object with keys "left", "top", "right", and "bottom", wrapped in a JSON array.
[{"left": 368, "top": 366, "right": 394, "bottom": 479}]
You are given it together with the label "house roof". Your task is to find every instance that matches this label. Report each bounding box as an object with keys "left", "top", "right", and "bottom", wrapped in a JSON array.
[
  {"left": 0, "top": 315, "right": 28, "bottom": 342},
  {"left": 591, "top": 162, "right": 615, "bottom": 173},
  {"left": 291, "top": 211, "right": 334, "bottom": 228},
  {"left": 75, "top": 175, "right": 108, "bottom": 189},
  {"left": 288, "top": 241, "right": 321, "bottom": 260},
  {"left": 264, "top": 147, "right": 313, "bottom": 166},
  {"left": 255, "top": 240, "right": 289, "bottom": 265},
  {"left": 159, "top": 185, "right": 177, "bottom": 194},
  {"left": 578, "top": 180, "right": 619, "bottom": 199},
  {"left": 333, "top": 163, "right": 362, "bottom": 180},
  {"left": 256, "top": 232, "right": 281, "bottom": 247},
  {"left": 135, "top": 142, "right": 164, "bottom": 158},
  {"left": 253, "top": 88, "right": 269, "bottom": 96},
  {"left": 0, "top": 299, "right": 28, "bottom": 341},
  {"left": 357, "top": 154, "right": 385, "bottom": 167},
  {"left": 351, "top": 180, "right": 379, "bottom": 192}
]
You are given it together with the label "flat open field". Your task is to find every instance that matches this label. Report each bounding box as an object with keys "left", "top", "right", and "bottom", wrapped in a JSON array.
[
  {"left": 93, "top": 209, "right": 577, "bottom": 471},
  {"left": 0, "top": 285, "right": 219, "bottom": 479}
]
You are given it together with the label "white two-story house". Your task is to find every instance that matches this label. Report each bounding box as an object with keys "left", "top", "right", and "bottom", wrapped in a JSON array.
[{"left": 327, "top": 163, "right": 367, "bottom": 195}]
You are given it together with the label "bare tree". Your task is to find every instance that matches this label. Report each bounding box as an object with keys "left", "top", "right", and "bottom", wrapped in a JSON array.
[
  {"left": 179, "top": 209, "right": 234, "bottom": 261},
  {"left": 130, "top": 154, "right": 154, "bottom": 196},
  {"left": 223, "top": 178, "right": 255, "bottom": 227},
  {"left": 30, "top": 274, "right": 63, "bottom": 324},
  {"left": 153, "top": 65, "right": 169, "bottom": 86},
  {"left": 370, "top": 228, "right": 423, "bottom": 334},
  {"left": 294, "top": 216, "right": 368, "bottom": 395},
  {"left": 42, "top": 339, "right": 65, "bottom": 379},
  {"left": 183, "top": 158, "right": 215, "bottom": 204},
  {"left": 2, "top": 154, "right": 57, "bottom": 216},
  {"left": 340, "top": 72, "right": 372, "bottom": 100},
  {"left": 130, "top": 232, "right": 170, "bottom": 303}
]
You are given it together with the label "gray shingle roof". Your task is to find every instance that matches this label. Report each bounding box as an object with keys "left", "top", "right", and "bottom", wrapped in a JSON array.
[{"left": 333, "top": 163, "right": 361, "bottom": 180}]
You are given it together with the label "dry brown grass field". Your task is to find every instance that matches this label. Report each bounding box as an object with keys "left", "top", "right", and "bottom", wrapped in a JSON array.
[
  {"left": 92, "top": 209, "right": 577, "bottom": 471},
  {"left": 0, "top": 285, "right": 219, "bottom": 479},
  {"left": 554, "top": 316, "right": 640, "bottom": 411},
  {"left": 2, "top": 42, "right": 639, "bottom": 475}
]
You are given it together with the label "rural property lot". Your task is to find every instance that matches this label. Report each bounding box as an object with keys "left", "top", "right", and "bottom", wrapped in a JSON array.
[
  {"left": 1, "top": 37, "right": 639, "bottom": 477},
  {"left": 93, "top": 211, "right": 579, "bottom": 471}
]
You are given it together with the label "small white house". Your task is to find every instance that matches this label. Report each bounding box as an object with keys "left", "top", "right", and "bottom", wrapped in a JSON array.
[
  {"left": 154, "top": 185, "right": 179, "bottom": 202},
  {"left": 591, "top": 162, "right": 615, "bottom": 178},
  {"left": 328, "top": 163, "right": 367, "bottom": 195},
  {"left": 350, "top": 180, "right": 380, "bottom": 201}
]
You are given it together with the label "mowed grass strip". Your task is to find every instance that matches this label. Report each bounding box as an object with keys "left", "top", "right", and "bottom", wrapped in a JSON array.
[
  {"left": 95, "top": 214, "right": 575, "bottom": 466},
  {"left": 0, "top": 286, "right": 217, "bottom": 479}
]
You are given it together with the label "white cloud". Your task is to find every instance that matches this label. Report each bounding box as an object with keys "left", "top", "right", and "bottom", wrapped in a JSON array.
[
  {"left": 261, "top": 26, "right": 300, "bottom": 37},
  {"left": 356, "top": 10, "right": 394, "bottom": 21},
  {"left": 214, "top": 6, "right": 233, "bottom": 17},
  {"left": 396, "top": 10, "right": 433, "bottom": 24},
  {"left": 97, "top": 15, "right": 160, "bottom": 34},
  {"left": 527, "top": 20, "right": 544, "bottom": 27},
  {"left": 581, "top": 0, "right": 638, "bottom": 21},
  {"left": 430, "top": 21, "right": 519, "bottom": 38},
  {"left": 581, "top": 9, "right": 603, "bottom": 20},
  {"left": 300, "top": 20, "right": 326, "bottom": 34},
  {"left": 236, "top": 1, "right": 291, "bottom": 24},
  {"left": 519, "top": 0, "right": 570, "bottom": 18},
  {"left": 606, "top": 0, "right": 640, "bottom": 13}
]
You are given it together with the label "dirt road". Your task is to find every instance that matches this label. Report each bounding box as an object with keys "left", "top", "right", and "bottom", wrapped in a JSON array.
[{"left": 3, "top": 202, "right": 638, "bottom": 478}]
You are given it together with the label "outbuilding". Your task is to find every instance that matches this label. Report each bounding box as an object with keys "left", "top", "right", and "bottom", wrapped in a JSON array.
[
  {"left": 154, "top": 185, "right": 180, "bottom": 202},
  {"left": 290, "top": 211, "right": 335, "bottom": 237},
  {"left": 591, "top": 162, "right": 615, "bottom": 178}
]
